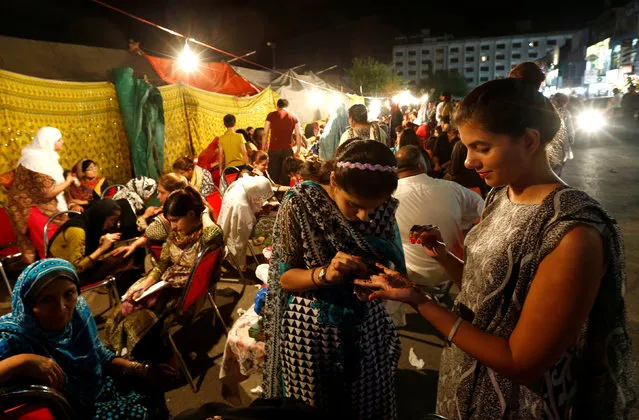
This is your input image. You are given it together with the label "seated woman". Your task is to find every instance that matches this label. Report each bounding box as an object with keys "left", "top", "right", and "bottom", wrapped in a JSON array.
[
  {"left": 105, "top": 187, "right": 224, "bottom": 358},
  {"left": 217, "top": 176, "right": 273, "bottom": 272},
  {"left": 69, "top": 159, "right": 109, "bottom": 208},
  {"left": 173, "top": 156, "right": 214, "bottom": 196},
  {"left": 112, "top": 173, "right": 189, "bottom": 259},
  {"left": 48, "top": 199, "right": 125, "bottom": 286},
  {"left": 241, "top": 150, "right": 289, "bottom": 193},
  {"left": 0, "top": 259, "right": 169, "bottom": 419},
  {"left": 112, "top": 176, "right": 158, "bottom": 240}
]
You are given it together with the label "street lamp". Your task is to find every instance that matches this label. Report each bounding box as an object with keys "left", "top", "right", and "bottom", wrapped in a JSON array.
[
  {"left": 267, "top": 41, "right": 276, "bottom": 68},
  {"left": 178, "top": 41, "right": 199, "bottom": 72},
  {"left": 225, "top": 51, "right": 256, "bottom": 64}
]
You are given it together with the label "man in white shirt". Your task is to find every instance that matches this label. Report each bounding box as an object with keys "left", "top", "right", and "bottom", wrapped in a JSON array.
[{"left": 394, "top": 145, "right": 483, "bottom": 288}]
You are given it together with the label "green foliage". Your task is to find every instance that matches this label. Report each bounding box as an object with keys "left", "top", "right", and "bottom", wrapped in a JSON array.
[
  {"left": 418, "top": 70, "right": 470, "bottom": 98},
  {"left": 345, "top": 57, "right": 403, "bottom": 96}
]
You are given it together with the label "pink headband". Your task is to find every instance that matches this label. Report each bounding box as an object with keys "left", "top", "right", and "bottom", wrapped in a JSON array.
[{"left": 336, "top": 161, "right": 398, "bottom": 173}]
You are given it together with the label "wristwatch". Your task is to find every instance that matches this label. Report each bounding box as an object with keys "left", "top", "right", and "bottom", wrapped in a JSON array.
[{"left": 318, "top": 266, "right": 328, "bottom": 284}]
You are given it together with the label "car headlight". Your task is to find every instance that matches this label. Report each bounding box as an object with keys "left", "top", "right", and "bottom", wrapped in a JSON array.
[{"left": 578, "top": 110, "right": 606, "bottom": 132}]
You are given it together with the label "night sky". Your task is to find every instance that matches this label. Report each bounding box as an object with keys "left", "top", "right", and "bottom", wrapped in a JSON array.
[{"left": 0, "top": 0, "right": 629, "bottom": 70}]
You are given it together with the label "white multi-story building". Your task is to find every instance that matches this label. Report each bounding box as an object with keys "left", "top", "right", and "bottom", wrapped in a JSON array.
[{"left": 392, "top": 31, "right": 575, "bottom": 88}]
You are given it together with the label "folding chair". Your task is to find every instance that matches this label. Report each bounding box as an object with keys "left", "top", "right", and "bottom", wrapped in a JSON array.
[
  {"left": 219, "top": 166, "right": 240, "bottom": 194},
  {"left": 0, "top": 201, "right": 21, "bottom": 295},
  {"left": 165, "top": 246, "right": 226, "bottom": 392},
  {"left": 0, "top": 385, "right": 77, "bottom": 420},
  {"left": 44, "top": 211, "right": 120, "bottom": 309},
  {"left": 100, "top": 184, "right": 126, "bottom": 199}
]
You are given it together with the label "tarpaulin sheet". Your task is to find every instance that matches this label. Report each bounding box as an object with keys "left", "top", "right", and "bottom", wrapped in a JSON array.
[
  {"left": 159, "top": 84, "right": 278, "bottom": 167},
  {"left": 113, "top": 67, "right": 165, "bottom": 179},
  {"left": 147, "top": 55, "right": 261, "bottom": 96},
  {"left": 0, "top": 69, "right": 132, "bottom": 203}
]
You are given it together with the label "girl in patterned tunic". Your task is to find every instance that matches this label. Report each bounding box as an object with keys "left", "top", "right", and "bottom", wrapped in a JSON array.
[
  {"left": 0, "top": 259, "right": 168, "bottom": 419},
  {"left": 105, "top": 187, "right": 224, "bottom": 359},
  {"left": 262, "top": 139, "right": 405, "bottom": 419},
  {"left": 357, "top": 79, "right": 635, "bottom": 419}
]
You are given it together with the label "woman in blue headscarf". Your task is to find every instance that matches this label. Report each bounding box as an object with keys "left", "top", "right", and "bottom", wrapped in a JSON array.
[
  {"left": 0, "top": 259, "right": 169, "bottom": 419},
  {"left": 318, "top": 103, "right": 349, "bottom": 161}
]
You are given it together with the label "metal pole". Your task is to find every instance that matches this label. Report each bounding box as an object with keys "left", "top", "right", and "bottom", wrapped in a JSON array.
[
  {"left": 225, "top": 51, "right": 256, "bottom": 64},
  {"left": 316, "top": 65, "right": 338, "bottom": 75}
]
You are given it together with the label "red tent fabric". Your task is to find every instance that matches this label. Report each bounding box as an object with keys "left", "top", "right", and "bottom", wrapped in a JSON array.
[{"left": 145, "top": 55, "right": 261, "bottom": 96}]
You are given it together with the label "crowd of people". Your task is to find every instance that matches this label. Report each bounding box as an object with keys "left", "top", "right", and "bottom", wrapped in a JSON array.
[{"left": 0, "top": 61, "right": 635, "bottom": 419}]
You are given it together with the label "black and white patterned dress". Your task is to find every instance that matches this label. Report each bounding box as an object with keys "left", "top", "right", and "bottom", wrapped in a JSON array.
[
  {"left": 262, "top": 182, "right": 405, "bottom": 419},
  {"left": 437, "top": 186, "right": 635, "bottom": 419}
]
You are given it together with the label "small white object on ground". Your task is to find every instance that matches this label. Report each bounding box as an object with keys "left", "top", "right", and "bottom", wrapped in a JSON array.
[
  {"left": 250, "top": 385, "right": 263, "bottom": 394},
  {"left": 408, "top": 347, "right": 425, "bottom": 370},
  {"left": 255, "top": 263, "right": 269, "bottom": 284}
]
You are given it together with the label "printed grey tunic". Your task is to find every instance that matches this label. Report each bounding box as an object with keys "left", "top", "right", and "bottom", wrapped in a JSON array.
[{"left": 437, "top": 186, "right": 635, "bottom": 419}]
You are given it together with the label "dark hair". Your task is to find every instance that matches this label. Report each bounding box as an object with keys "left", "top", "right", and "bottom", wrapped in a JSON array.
[
  {"left": 441, "top": 92, "right": 452, "bottom": 101},
  {"left": 252, "top": 127, "right": 264, "bottom": 145},
  {"left": 236, "top": 128, "right": 250, "bottom": 143},
  {"left": 399, "top": 128, "right": 421, "bottom": 148},
  {"left": 163, "top": 186, "right": 205, "bottom": 218},
  {"left": 247, "top": 126, "right": 254, "bottom": 132},
  {"left": 304, "top": 123, "right": 316, "bottom": 138},
  {"left": 348, "top": 104, "right": 368, "bottom": 125},
  {"left": 298, "top": 158, "right": 322, "bottom": 182},
  {"left": 396, "top": 145, "right": 426, "bottom": 171},
  {"left": 508, "top": 62, "right": 545, "bottom": 90},
  {"left": 223, "top": 114, "right": 236, "bottom": 128},
  {"left": 173, "top": 156, "right": 195, "bottom": 172},
  {"left": 283, "top": 156, "right": 303, "bottom": 175},
  {"left": 250, "top": 150, "right": 269, "bottom": 165},
  {"left": 160, "top": 173, "right": 188, "bottom": 192},
  {"left": 552, "top": 93, "right": 569, "bottom": 107},
  {"left": 81, "top": 159, "right": 96, "bottom": 172},
  {"left": 321, "top": 139, "right": 398, "bottom": 199},
  {"left": 440, "top": 115, "right": 451, "bottom": 125},
  {"left": 277, "top": 99, "right": 289, "bottom": 109},
  {"left": 394, "top": 125, "right": 404, "bottom": 134},
  {"left": 454, "top": 78, "right": 561, "bottom": 146}
]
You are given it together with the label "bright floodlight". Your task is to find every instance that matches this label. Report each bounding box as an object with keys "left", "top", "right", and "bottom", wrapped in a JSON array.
[
  {"left": 368, "top": 99, "right": 382, "bottom": 121},
  {"left": 178, "top": 43, "right": 199, "bottom": 72},
  {"left": 309, "top": 90, "right": 324, "bottom": 107},
  {"left": 578, "top": 110, "right": 605, "bottom": 133}
]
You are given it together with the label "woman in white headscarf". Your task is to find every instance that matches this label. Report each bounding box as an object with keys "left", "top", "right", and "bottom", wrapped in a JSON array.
[
  {"left": 7, "top": 127, "right": 77, "bottom": 263},
  {"left": 217, "top": 176, "right": 273, "bottom": 272},
  {"left": 112, "top": 176, "right": 158, "bottom": 240}
]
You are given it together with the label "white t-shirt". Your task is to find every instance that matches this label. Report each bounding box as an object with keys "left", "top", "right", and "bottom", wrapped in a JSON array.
[
  {"left": 435, "top": 101, "right": 445, "bottom": 123},
  {"left": 393, "top": 173, "right": 484, "bottom": 286}
]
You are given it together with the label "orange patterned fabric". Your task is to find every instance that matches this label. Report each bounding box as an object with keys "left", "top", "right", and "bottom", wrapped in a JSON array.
[{"left": 7, "top": 165, "right": 67, "bottom": 262}]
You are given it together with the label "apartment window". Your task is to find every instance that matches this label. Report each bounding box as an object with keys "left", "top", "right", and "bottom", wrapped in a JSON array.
[
  {"left": 511, "top": 64, "right": 517, "bottom": 69},
  {"left": 512, "top": 53, "right": 522, "bottom": 59},
  {"left": 466, "top": 57, "right": 475, "bottom": 63},
  {"left": 408, "top": 70, "right": 416, "bottom": 75},
  {"left": 436, "top": 48, "right": 444, "bottom": 54},
  {"left": 450, "top": 47, "right": 459, "bottom": 53},
  {"left": 528, "top": 52, "right": 538, "bottom": 58},
  {"left": 547, "top": 39, "right": 557, "bottom": 46},
  {"left": 481, "top": 55, "right": 488, "bottom": 62},
  {"left": 408, "top": 51, "right": 416, "bottom": 56},
  {"left": 481, "top": 45, "right": 490, "bottom": 51},
  {"left": 421, "top": 70, "right": 428, "bottom": 75},
  {"left": 496, "top": 44, "right": 506, "bottom": 49},
  {"left": 480, "top": 66, "right": 489, "bottom": 72},
  {"left": 395, "top": 62, "right": 403, "bottom": 67},
  {"left": 496, "top": 65, "right": 505, "bottom": 71},
  {"left": 465, "top": 46, "right": 475, "bottom": 52},
  {"left": 422, "top": 49, "right": 430, "bottom": 55},
  {"left": 395, "top": 51, "right": 403, "bottom": 56},
  {"left": 512, "top": 42, "right": 522, "bottom": 48},
  {"left": 397, "top": 71, "right": 404, "bottom": 76},
  {"left": 466, "top": 78, "right": 474, "bottom": 83},
  {"left": 529, "top": 41, "right": 538, "bottom": 47},
  {"left": 465, "top": 67, "right": 474, "bottom": 73},
  {"left": 436, "top": 59, "right": 444, "bottom": 64},
  {"left": 421, "top": 60, "right": 429, "bottom": 65},
  {"left": 408, "top": 60, "right": 416, "bottom": 65},
  {"left": 480, "top": 77, "right": 489, "bottom": 82},
  {"left": 450, "top": 58, "right": 459, "bottom": 63},
  {"left": 450, "top": 68, "right": 459, "bottom": 74},
  {"left": 496, "top": 54, "right": 505, "bottom": 60}
]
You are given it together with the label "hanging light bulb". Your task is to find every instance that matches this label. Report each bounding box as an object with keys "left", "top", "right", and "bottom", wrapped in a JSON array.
[{"left": 178, "top": 42, "right": 199, "bottom": 72}]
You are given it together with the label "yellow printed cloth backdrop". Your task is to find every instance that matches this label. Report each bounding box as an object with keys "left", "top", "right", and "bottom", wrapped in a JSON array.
[
  {"left": 160, "top": 84, "right": 278, "bottom": 167},
  {"left": 0, "top": 69, "right": 132, "bottom": 202}
]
